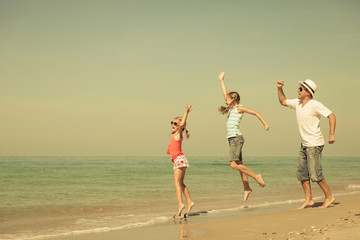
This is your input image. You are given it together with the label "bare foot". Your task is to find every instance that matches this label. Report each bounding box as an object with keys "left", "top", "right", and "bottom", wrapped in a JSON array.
[
  {"left": 187, "top": 201, "right": 195, "bottom": 214},
  {"left": 256, "top": 174, "right": 265, "bottom": 187},
  {"left": 319, "top": 196, "right": 335, "bottom": 209},
  {"left": 177, "top": 204, "right": 185, "bottom": 216},
  {"left": 297, "top": 199, "right": 314, "bottom": 209},
  {"left": 244, "top": 188, "right": 252, "bottom": 202}
]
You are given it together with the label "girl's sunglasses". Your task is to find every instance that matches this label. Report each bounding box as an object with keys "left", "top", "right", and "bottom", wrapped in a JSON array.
[
  {"left": 298, "top": 87, "right": 303, "bottom": 92},
  {"left": 171, "top": 121, "right": 179, "bottom": 126}
]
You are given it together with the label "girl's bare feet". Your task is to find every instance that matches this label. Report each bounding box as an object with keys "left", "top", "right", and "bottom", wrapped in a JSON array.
[
  {"left": 256, "top": 174, "right": 266, "bottom": 187},
  {"left": 187, "top": 201, "right": 195, "bottom": 214},
  {"left": 177, "top": 204, "right": 185, "bottom": 216},
  {"left": 244, "top": 188, "right": 252, "bottom": 202},
  {"left": 297, "top": 199, "right": 314, "bottom": 209}
]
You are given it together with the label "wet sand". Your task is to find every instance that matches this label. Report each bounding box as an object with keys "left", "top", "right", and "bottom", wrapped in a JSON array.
[
  {"left": 194, "top": 194, "right": 360, "bottom": 240},
  {"left": 44, "top": 194, "right": 360, "bottom": 240}
]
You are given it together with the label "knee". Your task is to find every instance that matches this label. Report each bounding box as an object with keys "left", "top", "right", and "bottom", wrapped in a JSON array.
[
  {"left": 230, "top": 163, "right": 237, "bottom": 170},
  {"left": 230, "top": 161, "right": 237, "bottom": 169},
  {"left": 174, "top": 181, "right": 185, "bottom": 188},
  {"left": 230, "top": 161, "right": 243, "bottom": 170}
]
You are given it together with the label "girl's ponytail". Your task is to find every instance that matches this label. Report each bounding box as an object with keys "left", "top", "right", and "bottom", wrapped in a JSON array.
[
  {"left": 185, "top": 128, "right": 190, "bottom": 139},
  {"left": 219, "top": 91, "right": 240, "bottom": 115},
  {"left": 218, "top": 106, "right": 230, "bottom": 115}
]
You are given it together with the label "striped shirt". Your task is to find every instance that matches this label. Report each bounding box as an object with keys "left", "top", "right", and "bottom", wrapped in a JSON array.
[{"left": 227, "top": 105, "right": 243, "bottom": 138}]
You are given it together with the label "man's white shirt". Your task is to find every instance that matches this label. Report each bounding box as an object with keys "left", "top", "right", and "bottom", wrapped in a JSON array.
[{"left": 286, "top": 99, "right": 332, "bottom": 147}]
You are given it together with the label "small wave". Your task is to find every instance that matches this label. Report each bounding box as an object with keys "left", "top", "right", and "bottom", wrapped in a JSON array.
[
  {"left": 0, "top": 216, "right": 171, "bottom": 240},
  {"left": 116, "top": 216, "right": 170, "bottom": 230},
  {"left": 346, "top": 184, "right": 360, "bottom": 189},
  {"left": 208, "top": 199, "right": 304, "bottom": 214},
  {"left": 333, "top": 190, "right": 360, "bottom": 197}
]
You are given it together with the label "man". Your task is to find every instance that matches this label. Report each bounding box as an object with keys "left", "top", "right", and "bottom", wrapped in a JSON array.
[{"left": 277, "top": 79, "right": 336, "bottom": 209}]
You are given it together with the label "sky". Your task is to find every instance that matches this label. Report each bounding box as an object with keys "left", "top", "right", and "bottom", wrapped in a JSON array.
[{"left": 1, "top": 0, "right": 359, "bottom": 157}]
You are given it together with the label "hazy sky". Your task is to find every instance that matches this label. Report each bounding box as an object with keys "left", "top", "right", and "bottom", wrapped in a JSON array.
[{"left": 1, "top": 0, "right": 359, "bottom": 156}]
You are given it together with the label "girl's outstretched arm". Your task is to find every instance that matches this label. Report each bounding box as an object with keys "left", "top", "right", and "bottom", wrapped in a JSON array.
[
  {"left": 219, "top": 72, "right": 228, "bottom": 100},
  {"left": 238, "top": 106, "right": 270, "bottom": 131}
]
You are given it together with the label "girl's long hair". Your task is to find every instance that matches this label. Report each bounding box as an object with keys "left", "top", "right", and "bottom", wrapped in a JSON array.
[
  {"left": 218, "top": 91, "right": 240, "bottom": 115},
  {"left": 173, "top": 117, "right": 190, "bottom": 139}
]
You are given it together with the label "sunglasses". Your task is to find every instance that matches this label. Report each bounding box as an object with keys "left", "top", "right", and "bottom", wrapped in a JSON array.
[
  {"left": 298, "top": 86, "right": 310, "bottom": 92},
  {"left": 171, "top": 121, "right": 179, "bottom": 126}
]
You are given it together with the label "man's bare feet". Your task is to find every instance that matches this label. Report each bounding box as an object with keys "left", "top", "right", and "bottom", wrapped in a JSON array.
[
  {"left": 256, "top": 174, "right": 265, "bottom": 187},
  {"left": 297, "top": 199, "right": 315, "bottom": 209},
  {"left": 319, "top": 196, "right": 335, "bottom": 209},
  {"left": 187, "top": 201, "right": 195, "bottom": 214},
  {"left": 177, "top": 204, "right": 185, "bottom": 216},
  {"left": 244, "top": 188, "right": 252, "bottom": 202}
]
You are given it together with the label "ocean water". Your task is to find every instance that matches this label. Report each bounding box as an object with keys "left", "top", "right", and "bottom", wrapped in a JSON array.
[{"left": 0, "top": 156, "right": 359, "bottom": 240}]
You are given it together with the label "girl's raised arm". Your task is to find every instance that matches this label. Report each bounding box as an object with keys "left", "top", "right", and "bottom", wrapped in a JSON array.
[
  {"left": 219, "top": 72, "right": 228, "bottom": 100},
  {"left": 179, "top": 104, "right": 192, "bottom": 130}
]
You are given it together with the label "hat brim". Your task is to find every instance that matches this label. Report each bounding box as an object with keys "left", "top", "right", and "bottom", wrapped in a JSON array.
[{"left": 298, "top": 81, "right": 315, "bottom": 98}]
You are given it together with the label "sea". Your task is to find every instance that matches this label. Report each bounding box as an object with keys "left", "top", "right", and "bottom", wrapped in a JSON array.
[{"left": 1, "top": 156, "right": 359, "bottom": 240}]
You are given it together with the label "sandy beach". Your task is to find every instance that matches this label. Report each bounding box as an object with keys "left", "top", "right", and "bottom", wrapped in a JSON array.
[
  {"left": 43, "top": 194, "right": 360, "bottom": 240},
  {"left": 194, "top": 194, "right": 360, "bottom": 240}
]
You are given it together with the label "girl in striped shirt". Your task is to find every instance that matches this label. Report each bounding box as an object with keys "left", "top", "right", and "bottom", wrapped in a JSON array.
[{"left": 218, "top": 72, "right": 270, "bottom": 202}]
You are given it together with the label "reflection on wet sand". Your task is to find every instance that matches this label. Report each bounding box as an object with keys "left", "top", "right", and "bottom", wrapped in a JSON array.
[{"left": 173, "top": 217, "right": 193, "bottom": 239}]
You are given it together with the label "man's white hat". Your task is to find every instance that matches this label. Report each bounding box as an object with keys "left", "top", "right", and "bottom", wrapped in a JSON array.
[{"left": 298, "top": 79, "right": 318, "bottom": 98}]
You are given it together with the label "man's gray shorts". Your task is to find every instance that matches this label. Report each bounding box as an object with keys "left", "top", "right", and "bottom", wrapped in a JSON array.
[
  {"left": 297, "top": 144, "right": 325, "bottom": 182},
  {"left": 228, "top": 135, "right": 244, "bottom": 161}
]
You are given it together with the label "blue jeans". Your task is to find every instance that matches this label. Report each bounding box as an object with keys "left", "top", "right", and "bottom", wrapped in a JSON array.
[{"left": 297, "top": 145, "right": 325, "bottom": 182}]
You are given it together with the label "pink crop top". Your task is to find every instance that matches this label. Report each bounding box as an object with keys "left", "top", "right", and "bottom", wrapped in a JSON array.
[{"left": 167, "top": 134, "right": 184, "bottom": 162}]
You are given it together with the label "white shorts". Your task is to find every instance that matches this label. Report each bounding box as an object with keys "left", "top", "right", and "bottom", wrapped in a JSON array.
[{"left": 173, "top": 155, "right": 190, "bottom": 169}]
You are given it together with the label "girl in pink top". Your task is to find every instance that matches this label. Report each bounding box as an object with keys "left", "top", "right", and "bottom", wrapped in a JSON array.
[{"left": 167, "top": 104, "right": 195, "bottom": 217}]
